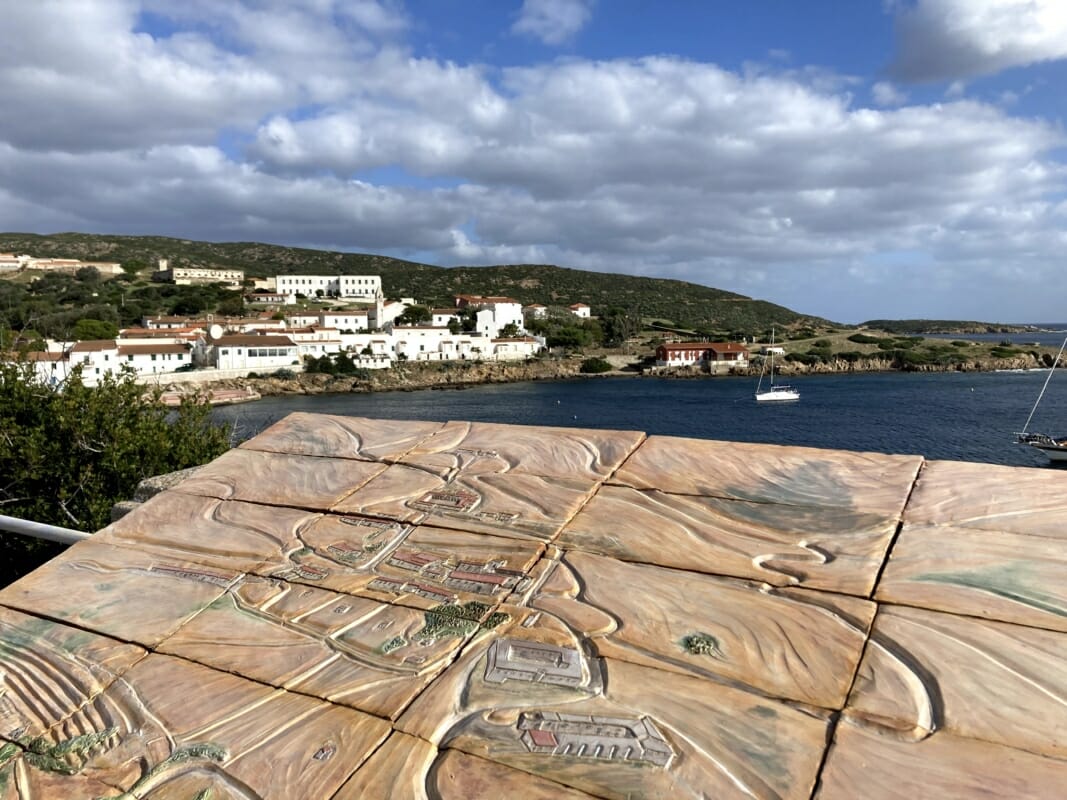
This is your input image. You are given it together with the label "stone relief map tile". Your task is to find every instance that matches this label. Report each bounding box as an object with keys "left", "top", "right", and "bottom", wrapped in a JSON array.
[
  {"left": 239, "top": 412, "right": 446, "bottom": 462},
  {"left": 0, "top": 608, "right": 146, "bottom": 743},
  {"left": 157, "top": 574, "right": 492, "bottom": 720},
  {"left": 903, "top": 459, "right": 1067, "bottom": 534},
  {"left": 251, "top": 517, "right": 544, "bottom": 611},
  {"left": 559, "top": 485, "right": 899, "bottom": 596},
  {"left": 399, "top": 610, "right": 829, "bottom": 800},
  {"left": 611, "top": 435, "right": 922, "bottom": 516},
  {"left": 431, "top": 749, "right": 603, "bottom": 800},
  {"left": 335, "top": 464, "right": 599, "bottom": 541},
  {"left": 844, "top": 604, "right": 1067, "bottom": 760},
  {"left": 398, "top": 420, "right": 645, "bottom": 481},
  {"left": 96, "top": 491, "right": 321, "bottom": 574},
  {"left": 876, "top": 523, "right": 1067, "bottom": 632},
  {"left": 531, "top": 550, "right": 875, "bottom": 709},
  {"left": 36, "top": 653, "right": 389, "bottom": 799},
  {"left": 0, "top": 538, "right": 237, "bottom": 648},
  {"left": 332, "top": 731, "right": 439, "bottom": 799},
  {"left": 817, "top": 719, "right": 1067, "bottom": 800},
  {"left": 172, "top": 448, "right": 387, "bottom": 510}
]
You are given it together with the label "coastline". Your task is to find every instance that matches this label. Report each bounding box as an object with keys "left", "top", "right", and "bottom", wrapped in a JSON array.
[{"left": 158, "top": 349, "right": 1052, "bottom": 404}]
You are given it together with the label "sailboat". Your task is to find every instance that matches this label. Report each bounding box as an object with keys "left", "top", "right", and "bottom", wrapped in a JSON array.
[
  {"left": 1015, "top": 335, "right": 1067, "bottom": 461},
  {"left": 755, "top": 327, "right": 799, "bottom": 403}
]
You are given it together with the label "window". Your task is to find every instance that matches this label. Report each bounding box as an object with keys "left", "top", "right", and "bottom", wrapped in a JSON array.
[
  {"left": 128, "top": 354, "right": 134, "bottom": 361},
  {"left": 151, "top": 354, "right": 157, "bottom": 361}
]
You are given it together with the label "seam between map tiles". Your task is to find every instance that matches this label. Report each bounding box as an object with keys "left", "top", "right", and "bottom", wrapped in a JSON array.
[
  {"left": 804, "top": 462, "right": 928, "bottom": 799},
  {"left": 868, "top": 459, "right": 928, "bottom": 600}
]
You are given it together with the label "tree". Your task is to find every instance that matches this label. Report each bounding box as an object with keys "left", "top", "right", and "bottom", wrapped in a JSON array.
[
  {"left": 498, "top": 322, "right": 521, "bottom": 338},
  {"left": 216, "top": 294, "right": 245, "bottom": 317},
  {"left": 72, "top": 318, "right": 119, "bottom": 340},
  {"left": 0, "top": 363, "right": 233, "bottom": 584},
  {"left": 395, "top": 305, "right": 432, "bottom": 326},
  {"left": 447, "top": 318, "right": 462, "bottom": 335},
  {"left": 74, "top": 266, "right": 100, "bottom": 283}
]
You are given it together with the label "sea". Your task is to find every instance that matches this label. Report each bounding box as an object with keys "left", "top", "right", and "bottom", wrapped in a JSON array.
[{"left": 212, "top": 367, "right": 1067, "bottom": 469}]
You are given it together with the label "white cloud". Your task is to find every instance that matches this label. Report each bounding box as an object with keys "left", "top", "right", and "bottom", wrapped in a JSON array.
[
  {"left": 2, "top": 2, "right": 1067, "bottom": 322},
  {"left": 871, "top": 81, "right": 908, "bottom": 106},
  {"left": 512, "top": 0, "right": 595, "bottom": 46},
  {"left": 890, "top": 0, "right": 1067, "bottom": 82}
]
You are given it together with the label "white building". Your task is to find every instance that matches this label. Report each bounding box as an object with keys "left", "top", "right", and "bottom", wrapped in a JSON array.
[
  {"left": 455, "top": 295, "right": 525, "bottom": 339},
  {"left": 69, "top": 340, "right": 119, "bottom": 382},
  {"left": 392, "top": 326, "right": 465, "bottom": 361},
  {"left": 523, "top": 304, "right": 548, "bottom": 319},
  {"left": 213, "top": 335, "right": 300, "bottom": 371},
  {"left": 23, "top": 258, "right": 123, "bottom": 275},
  {"left": 117, "top": 343, "right": 193, "bottom": 376},
  {"left": 275, "top": 274, "right": 382, "bottom": 300},
  {"left": 431, "top": 308, "right": 460, "bottom": 327},
  {"left": 246, "top": 292, "right": 295, "bottom": 306},
  {"left": 373, "top": 299, "right": 410, "bottom": 328},
  {"left": 152, "top": 262, "right": 244, "bottom": 288},
  {"left": 569, "top": 303, "right": 591, "bottom": 318},
  {"left": 285, "top": 327, "right": 345, "bottom": 359},
  {"left": 19, "top": 351, "right": 68, "bottom": 385},
  {"left": 0, "top": 253, "right": 23, "bottom": 272},
  {"left": 490, "top": 337, "right": 543, "bottom": 361},
  {"left": 321, "top": 309, "right": 370, "bottom": 332}
]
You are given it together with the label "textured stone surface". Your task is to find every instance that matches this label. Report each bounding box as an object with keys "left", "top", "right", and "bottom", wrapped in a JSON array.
[{"left": 0, "top": 414, "right": 1063, "bottom": 798}]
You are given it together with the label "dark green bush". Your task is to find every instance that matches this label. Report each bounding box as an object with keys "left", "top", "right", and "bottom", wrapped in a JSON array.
[{"left": 580, "top": 357, "right": 613, "bottom": 373}]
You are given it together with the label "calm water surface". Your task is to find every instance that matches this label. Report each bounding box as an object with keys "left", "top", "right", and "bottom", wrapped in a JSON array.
[{"left": 213, "top": 370, "right": 1067, "bottom": 468}]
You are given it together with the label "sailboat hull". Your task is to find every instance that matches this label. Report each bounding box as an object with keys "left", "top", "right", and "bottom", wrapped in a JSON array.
[{"left": 755, "top": 387, "right": 800, "bottom": 402}]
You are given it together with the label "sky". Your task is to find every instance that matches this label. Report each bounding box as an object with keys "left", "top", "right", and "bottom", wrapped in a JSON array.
[{"left": 2, "top": 1, "right": 1067, "bottom": 323}]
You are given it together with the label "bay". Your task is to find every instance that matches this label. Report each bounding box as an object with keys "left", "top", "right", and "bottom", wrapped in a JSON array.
[{"left": 212, "top": 370, "right": 1067, "bottom": 468}]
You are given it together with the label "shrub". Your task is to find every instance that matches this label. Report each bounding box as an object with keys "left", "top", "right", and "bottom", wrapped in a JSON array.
[
  {"left": 272, "top": 368, "right": 296, "bottom": 379},
  {"left": 580, "top": 357, "right": 613, "bottom": 373},
  {"left": 847, "top": 333, "right": 882, "bottom": 344},
  {"left": 0, "top": 363, "right": 232, "bottom": 584}
]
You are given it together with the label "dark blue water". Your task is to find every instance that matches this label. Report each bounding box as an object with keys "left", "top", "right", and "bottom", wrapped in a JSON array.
[{"left": 212, "top": 370, "right": 1067, "bottom": 467}]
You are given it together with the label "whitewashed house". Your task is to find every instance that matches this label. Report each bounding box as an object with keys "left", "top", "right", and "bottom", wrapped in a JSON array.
[
  {"left": 454, "top": 295, "right": 525, "bottom": 339},
  {"left": 523, "top": 304, "right": 548, "bottom": 319},
  {"left": 431, "top": 308, "right": 460, "bottom": 327},
  {"left": 321, "top": 310, "right": 370, "bottom": 332},
  {"left": 569, "top": 303, "right": 591, "bottom": 318},
  {"left": 285, "top": 327, "right": 345, "bottom": 359},
  {"left": 117, "top": 343, "right": 193, "bottom": 376},
  {"left": 69, "top": 340, "right": 119, "bottom": 383},
  {"left": 490, "top": 336, "right": 542, "bottom": 361},
  {"left": 284, "top": 311, "right": 323, "bottom": 329}
]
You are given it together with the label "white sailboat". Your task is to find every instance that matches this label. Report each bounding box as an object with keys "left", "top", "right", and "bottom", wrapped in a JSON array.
[
  {"left": 1015, "top": 335, "right": 1067, "bottom": 461},
  {"left": 755, "top": 327, "right": 799, "bottom": 403}
]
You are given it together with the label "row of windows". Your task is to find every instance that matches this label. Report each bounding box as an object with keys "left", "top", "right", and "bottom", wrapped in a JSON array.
[{"left": 213, "top": 347, "right": 290, "bottom": 356}]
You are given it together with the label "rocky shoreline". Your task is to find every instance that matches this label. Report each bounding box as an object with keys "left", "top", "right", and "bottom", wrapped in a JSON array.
[{"left": 157, "top": 350, "right": 1053, "bottom": 403}]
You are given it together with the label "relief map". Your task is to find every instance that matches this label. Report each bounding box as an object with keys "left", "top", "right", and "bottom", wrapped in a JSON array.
[{"left": 0, "top": 412, "right": 1065, "bottom": 798}]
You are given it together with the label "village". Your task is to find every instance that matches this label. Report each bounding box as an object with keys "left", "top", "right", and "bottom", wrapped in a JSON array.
[{"left": 4, "top": 254, "right": 760, "bottom": 389}]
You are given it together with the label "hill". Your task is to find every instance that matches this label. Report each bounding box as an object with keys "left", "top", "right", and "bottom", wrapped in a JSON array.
[
  {"left": 861, "top": 319, "right": 1039, "bottom": 334},
  {"left": 0, "top": 232, "right": 830, "bottom": 332}
]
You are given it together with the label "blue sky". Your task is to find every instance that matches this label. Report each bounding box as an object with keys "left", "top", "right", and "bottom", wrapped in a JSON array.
[{"left": 3, "top": 0, "right": 1067, "bottom": 323}]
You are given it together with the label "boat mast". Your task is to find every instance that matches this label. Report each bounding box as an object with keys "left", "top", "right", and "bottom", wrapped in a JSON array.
[{"left": 1020, "top": 335, "right": 1067, "bottom": 435}]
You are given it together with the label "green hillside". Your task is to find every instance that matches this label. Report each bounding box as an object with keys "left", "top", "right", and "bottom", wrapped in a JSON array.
[{"left": 0, "top": 232, "right": 831, "bottom": 332}]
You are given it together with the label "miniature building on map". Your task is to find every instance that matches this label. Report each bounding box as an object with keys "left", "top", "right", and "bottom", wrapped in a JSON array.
[
  {"left": 517, "top": 711, "right": 674, "bottom": 768},
  {"left": 484, "top": 638, "right": 584, "bottom": 687}
]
